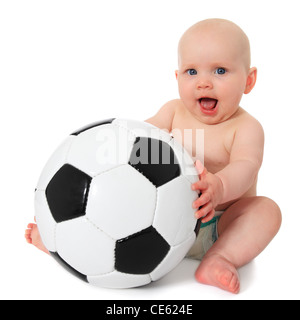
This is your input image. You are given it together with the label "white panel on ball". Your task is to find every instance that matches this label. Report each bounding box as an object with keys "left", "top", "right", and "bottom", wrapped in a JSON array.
[
  {"left": 67, "top": 124, "right": 136, "bottom": 177},
  {"left": 153, "top": 176, "right": 198, "bottom": 246},
  {"left": 169, "top": 138, "right": 199, "bottom": 185},
  {"left": 56, "top": 217, "right": 115, "bottom": 276},
  {"left": 36, "top": 136, "right": 76, "bottom": 190},
  {"left": 86, "top": 164, "right": 157, "bottom": 240}
]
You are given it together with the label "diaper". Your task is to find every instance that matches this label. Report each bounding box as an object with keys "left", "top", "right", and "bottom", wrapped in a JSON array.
[{"left": 186, "top": 211, "right": 223, "bottom": 261}]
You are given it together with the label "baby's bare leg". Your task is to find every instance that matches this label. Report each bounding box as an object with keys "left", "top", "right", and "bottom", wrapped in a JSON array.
[
  {"left": 195, "top": 196, "right": 281, "bottom": 293},
  {"left": 25, "top": 221, "right": 50, "bottom": 255}
]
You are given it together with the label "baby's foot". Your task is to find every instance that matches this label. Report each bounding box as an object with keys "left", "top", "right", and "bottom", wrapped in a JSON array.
[
  {"left": 195, "top": 253, "right": 240, "bottom": 294},
  {"left": 25, "top": 222, "right": 49, "bottom": 255}
]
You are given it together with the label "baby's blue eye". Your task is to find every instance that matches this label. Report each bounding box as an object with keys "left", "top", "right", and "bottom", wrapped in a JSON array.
[
  {"left": 187, "top": 69, "right": 197, "bottom": 76},
  {"left": 216, "top": 68, "right": 226, "bottom": 75}
]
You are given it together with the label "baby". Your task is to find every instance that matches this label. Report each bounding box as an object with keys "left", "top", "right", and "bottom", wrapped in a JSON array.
[
  {"left": 145, "top": 18, "right": 281, "bottom": 293},
  {"left": 25, "top": 18, "right": 282, "bottom": 294}
]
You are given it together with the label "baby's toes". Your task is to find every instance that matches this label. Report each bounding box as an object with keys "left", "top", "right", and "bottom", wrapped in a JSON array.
[
  {"left": 25, "top": 224, "right": 33, "bottom": 243},
  {"left": 24, "top": 232, "right": 32, "bottom": 243}
]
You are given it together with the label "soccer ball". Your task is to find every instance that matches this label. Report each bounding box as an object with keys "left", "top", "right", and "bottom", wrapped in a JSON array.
[{"left": 35, "top": 118, "right": 199, "bottom": 288}]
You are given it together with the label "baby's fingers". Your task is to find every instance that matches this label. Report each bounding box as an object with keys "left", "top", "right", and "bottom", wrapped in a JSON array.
[
  {"left": 193, "top": 193, "right": 211, "bottom": 209},
  {"left": 201, "top": 209, "right": 215, "bottom": 223},
  {"left": 192, "top": 179, "right": 208, "bottom": 191},
  {"left": 194, "top": 202, "right": 214, "bottom": 219}
]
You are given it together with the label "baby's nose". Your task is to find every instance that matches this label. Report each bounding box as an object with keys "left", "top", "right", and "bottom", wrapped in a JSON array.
[{"left": 197, "top": 77, "right": 213, "bottom": 89}]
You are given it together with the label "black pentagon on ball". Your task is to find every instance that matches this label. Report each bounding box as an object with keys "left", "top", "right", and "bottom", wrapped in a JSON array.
[
  {"left": 129, "top": 137, "right": 180, "bottom": 187},
  {"left": 46, "top": 164, "right": 92, "bottom": 223},
  {"left": 115, "top": 226, "right": 170, "bottom": 275}
]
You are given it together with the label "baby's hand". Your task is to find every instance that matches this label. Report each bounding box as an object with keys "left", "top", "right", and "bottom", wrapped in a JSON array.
[{"left": 192, "top": 160, "right": 224, "bottom": 223}]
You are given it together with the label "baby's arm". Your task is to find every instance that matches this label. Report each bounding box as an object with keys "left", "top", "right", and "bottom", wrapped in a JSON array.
[
  {"left": 145, "top": 100, "right": 177, "bottom": 131},
  {"left": 216, "top": 118, "right": 264, "bottom": 203},
  {"left": 192, "top": 118, "right": 264, "bottom": 221}
]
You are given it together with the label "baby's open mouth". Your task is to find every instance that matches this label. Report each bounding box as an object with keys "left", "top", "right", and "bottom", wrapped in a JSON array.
[{"left": 199, "top": 98, "right": 218, "bottom": 110}]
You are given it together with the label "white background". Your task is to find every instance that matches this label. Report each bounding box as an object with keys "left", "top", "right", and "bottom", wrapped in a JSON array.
[{"left": 1, "top": 0, "right": 299, "bottom": 300}]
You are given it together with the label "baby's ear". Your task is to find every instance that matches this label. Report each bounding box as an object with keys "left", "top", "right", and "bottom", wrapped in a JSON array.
[
  {"left": 244, "top": 67, "right": 257, "bottom": 94},
  {"left": 175, "top": 70, "right": 179, "bottom": 80}
]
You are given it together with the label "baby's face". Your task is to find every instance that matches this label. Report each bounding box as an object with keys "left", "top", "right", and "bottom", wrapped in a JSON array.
[{"left": 176, "top": 26, "right": 251, "bottom": 124}]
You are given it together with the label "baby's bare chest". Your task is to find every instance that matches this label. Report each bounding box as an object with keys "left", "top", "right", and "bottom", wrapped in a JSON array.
[
  {"left": 172, "top": 118, "right": 235, "bottom": 173},
  {"left": 202, "top": 129, "right": 232, "bottom": 172}
]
